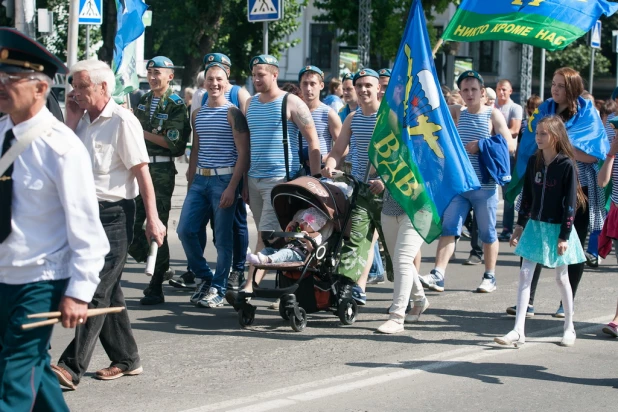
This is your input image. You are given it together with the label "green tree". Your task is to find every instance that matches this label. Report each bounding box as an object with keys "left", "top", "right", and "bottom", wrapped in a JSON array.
[{"left": 314, "top": 0, "right": 458, "bottom": 67}]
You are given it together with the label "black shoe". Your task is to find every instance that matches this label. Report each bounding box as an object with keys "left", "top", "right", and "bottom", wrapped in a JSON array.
[
  {"left": 169, "top": 271, "right": 196, "bottom": 289},
  {"left": 140, "top": 293, "right": 164, "bottom": 305},
  {"left": 227, "top": 270, "right": 245, "bottom": 291},
  {"left": 498, "top": 230, "right": 512, "bottom": 242}
]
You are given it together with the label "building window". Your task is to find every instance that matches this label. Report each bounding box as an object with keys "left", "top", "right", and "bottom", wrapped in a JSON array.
[
  {"left": 470, "top": 41, "right": 499, "bottom": 75},
  {"left": 310, "top": 24, "right": 334, "bottom": 70}
]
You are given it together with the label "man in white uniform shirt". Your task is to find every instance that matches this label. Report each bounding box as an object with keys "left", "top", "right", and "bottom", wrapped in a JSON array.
[
  {"left": 52, "top": 60, "right": 166, "bottom": 390},
  {"left": 0, "top": 28, "right": 109, "bottom": 411}
]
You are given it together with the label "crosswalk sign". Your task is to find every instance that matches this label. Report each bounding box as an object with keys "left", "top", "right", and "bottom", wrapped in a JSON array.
[
  {"left": 78, "top": 0, "right": 103, "bottom": 25},
  {"left": 248, "top": 0, "right": 283, "bottom": 22},
  {"left": 589, "top": 20, "right": 602, "bottom": 49}
]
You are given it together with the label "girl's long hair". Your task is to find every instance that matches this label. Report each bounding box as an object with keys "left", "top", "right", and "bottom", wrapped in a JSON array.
[
  {"left": 534, "top": 116, "right": 587, "bottom": 210},
  {"left": 553, "top": 67, "right": 584, "bottom": 122}
]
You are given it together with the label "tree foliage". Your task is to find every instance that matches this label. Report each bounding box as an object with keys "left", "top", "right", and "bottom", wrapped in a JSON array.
[{"left": 314, "top": 0, "right": 458, "bottom": 67}]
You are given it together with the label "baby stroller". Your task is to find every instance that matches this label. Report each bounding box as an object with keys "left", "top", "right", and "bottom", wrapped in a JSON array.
[{"left": 234, "top": 173, "right": 360, "bottom": 332}]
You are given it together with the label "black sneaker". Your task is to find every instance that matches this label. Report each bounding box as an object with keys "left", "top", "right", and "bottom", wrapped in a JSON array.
[
  {"left": 140, "top": 293, "right": 165, "bottom": 305},
  {"left": 227, "top": 270, "right": 245, "bottom": 291},
  {"left": 169, "top": 271, "right": 196, "bottom": 289},
  {"left": 498, "top": 230, "right": 512, "bottom": 242}
]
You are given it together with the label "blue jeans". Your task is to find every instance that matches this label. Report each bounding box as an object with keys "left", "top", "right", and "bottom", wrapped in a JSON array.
[
  {"left": 442, "top": 188, "right": 499, "bottom": 244},
  {"left": 369, "top": 241, "right": 385, "bottom": 278},
  {"left": 261, "top": 247, "right": 303, "bottom": 263},
  {"left": 178, "top": 174, "right": 238, "bottom": 296}
]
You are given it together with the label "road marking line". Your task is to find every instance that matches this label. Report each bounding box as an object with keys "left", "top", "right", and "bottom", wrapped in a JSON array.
[{"left": 182, "top": 314, "right": 611, "bottom": 412}]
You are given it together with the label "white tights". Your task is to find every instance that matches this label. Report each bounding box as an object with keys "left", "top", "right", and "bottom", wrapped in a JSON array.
[{"left": 514, "top": 259, "right": 574, "bottom": 337}]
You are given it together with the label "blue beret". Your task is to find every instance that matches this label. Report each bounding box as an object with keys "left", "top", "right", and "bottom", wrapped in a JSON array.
[
  {"left": 378, "top": 68, "right": 392, "bottom": 77},
  {"left": 457, "top": 70, "right": 484, "bottom": 88},
  {"left": 342, "top": 72, "right": 354, "bottom": 82},
  {"left": 205, "top": 62, "right": 230, "bottom": 78},
  {"left": 353, "top": 68, "right": 379, "bottom": 85},
  {"left": 298, "top": 65, "right": 324, "bottom": 82},
  {"left": 0, "top": 27, "right": 67, "bottom": 78},
  {"left": 203, "top": 53, "right": 232, "bottom": 68},
  {"left": 250, "top": 54, "right": 279, "bottom": 70},
  {"left": 146, "top": 56, "right": 178, "bottom": 70},
  {"left": 611, "top": 87, "right": 618, "bottom": 101}
]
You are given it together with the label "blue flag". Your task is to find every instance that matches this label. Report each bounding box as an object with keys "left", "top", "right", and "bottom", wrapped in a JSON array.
[
  {"left": 368, "top": 0, "right": 480, "bottom": 243},
  {"left": 112, "top": 0, "right": 148, "bottom": 72},
  {"left": 442, "top": 0, "right": 618, "bottom": 51},
  {"left": 506, "top": 96, "right": 609, "bottom": 203}
]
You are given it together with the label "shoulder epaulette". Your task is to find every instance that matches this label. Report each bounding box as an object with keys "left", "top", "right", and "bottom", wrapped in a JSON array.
[{"left": 169, "top": 94, "right": 184, "bottom": 105}]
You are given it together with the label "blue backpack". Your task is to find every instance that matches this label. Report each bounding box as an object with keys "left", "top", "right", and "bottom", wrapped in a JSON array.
[{"left": 201, "top": 85, "right": 240, "bottom": 107}]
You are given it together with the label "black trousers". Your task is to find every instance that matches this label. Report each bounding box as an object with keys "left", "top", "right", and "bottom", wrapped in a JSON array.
[{"left": 58, "top": 199, "right": 141, "bottom": 384}]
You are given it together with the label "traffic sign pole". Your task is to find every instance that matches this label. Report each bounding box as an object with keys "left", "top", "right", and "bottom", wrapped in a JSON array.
[
  {"left": 263, "top": 22, "right": 268, "bottom": 55},
  {"left": 590, "top": 48, "right": 595, "bottom": 95}
]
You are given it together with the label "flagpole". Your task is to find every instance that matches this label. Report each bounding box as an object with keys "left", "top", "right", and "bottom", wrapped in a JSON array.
[
  {"left": 67, "top": 0, "right": 79, "bottom": 69},
  {"left": 539, "top": 48, "right": 546, "bottom": 100},
  {"left": 432, "top": 39, "right": 443, "bottom": 57}
]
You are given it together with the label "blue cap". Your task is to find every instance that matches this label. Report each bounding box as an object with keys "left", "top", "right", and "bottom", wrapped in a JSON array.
[
  {"left": 0, "top": 27, "right": 67, "bottom": 78},
  {"left": 611, "top": 86, "right": 618, "bottom": 101},
  {"left": 353, "top": 68, "right": 379, "bottom": 85},
  {"left": 203, "top": 53, "right": 232, "bottom": 68},
  {"left": 298, "top": 65, "right": 324, "bottom": 82},
  {"left": 250, "top": 54, "right": 279, "bottom": 70},
  {"left": 205, "top": 62, "right": 230, "bottom": 78},
  {"left": 146, "top": 56, "right": 179, "bottom": 70},
  {"left": 342, "top": 72, "right": 354, "bottom": 82},
  {"left": 457, "top": 70, "right": 484, "bottom": 88},
  {"left": 378, "top": 68, "right": 392, "bottom": 77}
]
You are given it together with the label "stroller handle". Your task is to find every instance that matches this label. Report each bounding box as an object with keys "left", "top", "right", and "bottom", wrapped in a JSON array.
[{"left": 312, "top": 171, "right": 358, "bottom": 186}]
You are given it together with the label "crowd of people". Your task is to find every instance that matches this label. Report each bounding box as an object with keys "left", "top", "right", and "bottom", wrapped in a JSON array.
[{"left": 2, "top": 27, "right": 618, "bottom": 410}]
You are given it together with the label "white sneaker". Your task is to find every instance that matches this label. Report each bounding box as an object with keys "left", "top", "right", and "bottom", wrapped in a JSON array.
[
  {"left": 405, "top": 298, "right": 430, "bottom": 324},
  {"left": 476, "top": 274, "right": 496, "bottom": 293},
  {"left": 376, "top": 319, "right": 404, "bottom": 334},
  {"left": 559, "top": 330, "right": 576, "bottom": 347}
]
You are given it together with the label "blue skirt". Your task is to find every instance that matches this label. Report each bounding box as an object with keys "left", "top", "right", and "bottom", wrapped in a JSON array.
[{"left": 514, "top": 220, "right": 585, "bottom": 268}]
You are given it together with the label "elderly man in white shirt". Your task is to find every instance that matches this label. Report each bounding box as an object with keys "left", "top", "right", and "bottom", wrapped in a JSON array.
[
  {"left": 0, "top": 28, "right": 109, "bottom": 411},
  {"left": 52, "top": 60, "right": 166, "bottom": 390}
]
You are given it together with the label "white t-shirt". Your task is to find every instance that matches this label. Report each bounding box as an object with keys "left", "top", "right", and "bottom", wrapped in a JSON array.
[
  {"left": 75, "top": 99, "right": 150, "bottom": 202},
  {"left": 495, "top": 99, "right": 523, "bottom": 128}
]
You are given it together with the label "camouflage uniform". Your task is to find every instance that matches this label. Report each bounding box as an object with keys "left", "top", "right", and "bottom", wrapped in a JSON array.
[{"left": 129, "top": 86, "right": 190, "bottom": 300}]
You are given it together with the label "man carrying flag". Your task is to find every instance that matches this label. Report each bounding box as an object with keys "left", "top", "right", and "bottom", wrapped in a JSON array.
[
  {"left": 366, "top": 0, "right": 509, "bottom": 299},
  {"left": 322, "top": 69, "right": 393, "bottom": 305}
]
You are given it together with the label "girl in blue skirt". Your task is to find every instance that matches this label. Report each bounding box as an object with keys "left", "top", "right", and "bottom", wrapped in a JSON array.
[{"left": 495, "top": 115, "right": 586, "bottom": 348}]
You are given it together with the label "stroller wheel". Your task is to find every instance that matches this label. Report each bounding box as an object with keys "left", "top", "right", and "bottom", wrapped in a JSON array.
[
  {"left": 290, "top": 307, "right": 307, "bottom": 332},
  {"left": 238, "top": 304, "right": 256, "bottom": 328},
  {"left": 338, "top": 299, "right": 358, "bottom": 325},
  {"left": 279, "top": 300, "right": 290, "bottom": 320}
]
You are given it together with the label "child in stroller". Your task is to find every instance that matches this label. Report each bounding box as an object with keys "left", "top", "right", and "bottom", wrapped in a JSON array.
[{"left": 246, "top": 207, "right": 333, "bottom": 265}]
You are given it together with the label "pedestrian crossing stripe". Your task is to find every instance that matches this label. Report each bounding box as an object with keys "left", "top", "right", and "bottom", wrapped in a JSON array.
[
  {"left": 251, "top": 0, "right": 277, "bottom": 15},
  {"left": 79, "top": 0, "right": 102, "bottom": 19}
]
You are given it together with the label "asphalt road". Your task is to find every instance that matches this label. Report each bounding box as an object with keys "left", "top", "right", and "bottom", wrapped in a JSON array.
[{"left": 50, "top": 163, "right": 618, "bottom": 412}]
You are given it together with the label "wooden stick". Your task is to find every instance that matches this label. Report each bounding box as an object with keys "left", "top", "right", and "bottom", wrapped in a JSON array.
[
  {"left": 27, "top": 306, "right": 125, "bottom": 319},
  {"left": 432, "top": 38, "right": 444, "bottom": 57},
  {"left": 22, "top": 307, "right": 126, "bottom": 330}
]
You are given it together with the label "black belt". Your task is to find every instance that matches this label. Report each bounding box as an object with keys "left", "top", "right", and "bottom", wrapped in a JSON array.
[{"left": 98, "top": 199, "right": 133, "bottom": 210}]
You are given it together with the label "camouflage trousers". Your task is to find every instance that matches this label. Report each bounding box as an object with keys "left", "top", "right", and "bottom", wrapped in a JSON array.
[
  {"left": 338, "top": 182, "right": 393, "bottom": 283},
  {"left": 128, "top": 162, "right": 176, "bottom": 290}
]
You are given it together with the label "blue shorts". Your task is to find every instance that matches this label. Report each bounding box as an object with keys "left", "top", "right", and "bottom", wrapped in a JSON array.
[{"left": 442, "top": 188, "right": 498, "bottom": 244}]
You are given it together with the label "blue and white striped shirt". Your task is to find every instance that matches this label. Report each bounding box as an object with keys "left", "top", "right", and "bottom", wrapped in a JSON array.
[
  {"left": 350, "top": 110, "right": 377, "bottom": 181},
  {"left": 301, "top": 103, "right": 332, "bottom": 154},
  {"left": 247, "top": 94, "right": 300, "bottom": 178},
  {"left": 458, "top": 108, "right": 495, "bottom": 190},
  {"left": 195, "top": 101, "right": 237, "bottom": 168},
  {"left": 150, "top": 97, "right": 160, "bottom": 119}
]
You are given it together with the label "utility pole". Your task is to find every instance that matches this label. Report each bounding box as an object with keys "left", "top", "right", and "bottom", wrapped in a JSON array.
[
  {"left": 358, "top": 0, "right": 371, "bottom": 68},
  {"left": 67, "top": 0, "right": 80, "bottom": 69}
]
